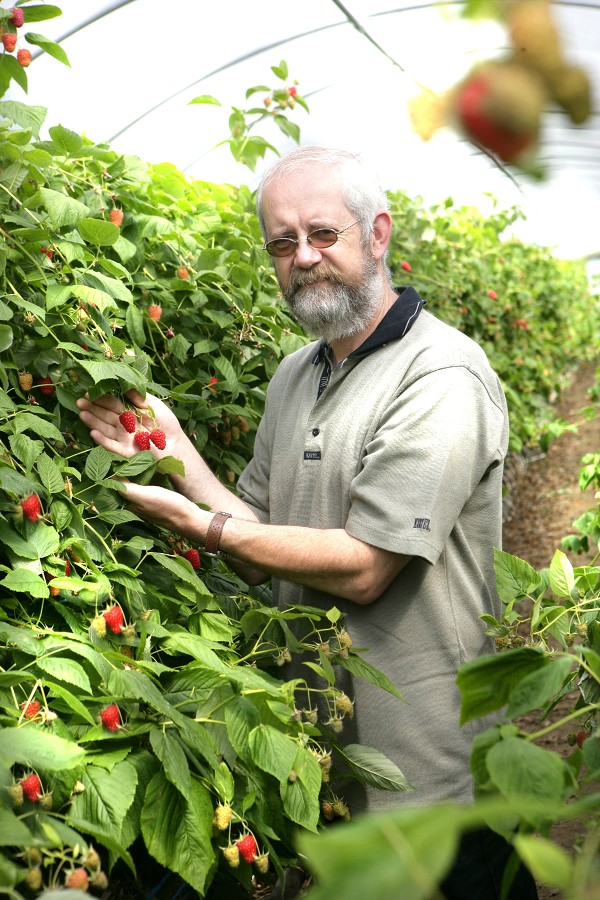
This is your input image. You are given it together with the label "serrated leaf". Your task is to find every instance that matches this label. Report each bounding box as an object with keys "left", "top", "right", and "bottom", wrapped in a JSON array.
[
  {"left": 30, "top": 522, "right": 60, "bottom": 558},
  {"left": 125, "top": 303, "right": 146, "bottom": 347},
  {"left": 84, "top": 445, "right": 113, "bottom": 482},
  {"left": 152, "top": 553, "right": 211, "bottom": 594},
  {"left": 78, "top": 217, "right": 120, "bottom": 247},
  {"left": 0, "top": 522, "right": 37, "bottom": 559},
  {"left": 21, "top": 5, "right": 63, "bottom": 23},
  {"left": 8, "top": 433, "right": 44, "bottom": 470},
  {"left": 39, "top": 187, "right": 89, "bottom": 227},
  {"left": 78, "top": 358, "right": 146, "bottom": 390},
  {"left": 45, "top": 282, "right": 72, "bottom": 310},
  {"left": 0, "top": 324, "right": 12, "bottom": 352},
  {"left": 149, "top": 728, "right": 192, "bottom": 797},
  {"left": 506, "top": 655, "right": 573, "bottom": 718},
  {"left": 336, "top": 744, "right": 413, "bottom": 792},
  {"left": 189, "top": 94, "right": 221, "bottom": 106},
  {"left": 45, "top": 680, "right": 96, "bottom": 725},
  {"left": 513, "top": 834, "right": 573, "bottom": 891},
  {"left": 0, "top": 806, "right": 32, "bottom": 845},
  {"left": 457, "top": 646, "right": 547, "bottom": 724},
  {"left": 141, "top": 771, "right": 214, "bottom": 896},
  {"left": 69, "top": 762, "right": 137, "bottom": 843},
  {"left": 47, "top": 123, "right": 83, "bottom": 154},
  {"left": 36, "top": 452, "right": 64, "bottom": 494},
  {"left": 223, "top": 695, "right": 260, "bottom": 761},
  {"left": 487, "top": 737, "right": 568, "bottom": 806},
  {"left": 337, "top": 653, "right": 404, "bottom": 700},
  {"left": 114, "top": 452, "right": 154, "bottom": 477},
  {"left": 0, "top": 100, "right": 46, "bottom": 135},
  {"left": 13, "top": 412, "right": 64, "bottom": 442},
  {"left": 36, "top": 656, "right": 92, "bottom": 694},
  {"left": 0, "top": 568, "right": 48, "bottom": 597},
  {"left": 25, "top": 33, "right": 70, "bottom": 66},
  {"left": 248, "top": 724, "right": 297, "bottom": 782},
  {"left": 0, "top": 727, "right": 85, "bottom": 769},
  {"left": 548, "top": 549, "right": 575, "bottom": 597},
  {"left": 494, "top": 549, "right": 542, "bottom": 602},
  {"left": 70, "top": 284, "right": 116, "bottom": 312}
]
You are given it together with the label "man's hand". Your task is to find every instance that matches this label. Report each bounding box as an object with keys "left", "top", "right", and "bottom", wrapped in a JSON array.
[
  {"left": 76, "top": 390, "right": 185, "bottom": 460},
  {"left": 118, "top": 479, "right": 211, "bottom": 540}
]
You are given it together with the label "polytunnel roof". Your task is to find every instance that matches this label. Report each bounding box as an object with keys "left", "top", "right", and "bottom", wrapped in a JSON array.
[{"left": 6, "top": 0, "right": 600, "bottom": 260}]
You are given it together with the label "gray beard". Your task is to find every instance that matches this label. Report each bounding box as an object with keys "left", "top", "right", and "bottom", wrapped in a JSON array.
[{"left": 282, "top": 256, "right": 384, "bottom": 344}]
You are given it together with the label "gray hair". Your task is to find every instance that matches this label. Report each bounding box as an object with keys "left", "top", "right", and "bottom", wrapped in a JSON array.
[{"left": 256, "top": 145, "right": 389, "bottom": 245}]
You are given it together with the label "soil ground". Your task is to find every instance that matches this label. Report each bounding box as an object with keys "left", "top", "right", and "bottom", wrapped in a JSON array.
[{"left": 502, "top": 361, "right": 600, "bottom": 900}]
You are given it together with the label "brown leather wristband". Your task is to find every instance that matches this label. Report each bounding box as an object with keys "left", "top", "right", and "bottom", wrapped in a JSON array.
[{"left": 204, "top": 511, "right": 232, "bottom": 558}]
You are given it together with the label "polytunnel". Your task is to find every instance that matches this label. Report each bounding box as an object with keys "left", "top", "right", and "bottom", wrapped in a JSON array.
[{"left": 5, "top": 0, "right": 600, "bottom": 260}]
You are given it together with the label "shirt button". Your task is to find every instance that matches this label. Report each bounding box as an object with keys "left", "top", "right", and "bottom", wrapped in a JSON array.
[{"left": 312, "top": 428, "right": 320, "bottom": 436}]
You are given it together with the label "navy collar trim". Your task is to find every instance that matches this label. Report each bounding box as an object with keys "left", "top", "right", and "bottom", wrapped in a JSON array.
[{"left": 311, "top": 286, "right": 426, "bottom": 365}]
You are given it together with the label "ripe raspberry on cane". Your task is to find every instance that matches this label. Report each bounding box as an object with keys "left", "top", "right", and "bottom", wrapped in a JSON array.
[
  {"left": 65, "top": 868, "right": 89, "bottom": 891},
  {"left": 401, "top": 260, "right": 412, "bottom": 272},
  {"left": 9, "top": 7, "right": 25, "bottom": 27},
  {"left": 21, "top": 700, "right": 41, "bottom": 719},
  {"left": 36, "top": 376, "right": 54, "bottom": 394},
  {"left": 109, "top": 208, "right": 123, "bottom": 226},
  {"left": 21, "top": 773, "right": 42, "bottom": 802},
  {"left": 184, "top": 548, "right": 201, "bottom": 570},
  {"left": 134, "top": 430, "right": 151, "bottom": 450},
  {"left": 149, "top": 428, "right": 166, "bottom": 450},
  {"left": 237, "top": 833, "right": 258, "bottom": 863},
  {"left": 17, "top": 48, "right": 31, "bottom": 67},
  {"left": 576, "top": 731, "right": 590, "bottom": 749},
  {"left": 176, "top": 266, "right": 189, "bottom": 280},
  {"left": 100, "top": 704, "right": 120, "bottom": 732},
  {"left": 119, "top": 410, "right": 137, "bottom": 433},
  {"left": 2, "top": 33, "right": 17, "bottom": 52},
  {"left": 147, "top": 304, "right": 162, "bottom": 321},
  {"left": 20, "top": 493, "right": 41, "bottom": 522},
  {"left": 103, "top": 605, "right": 124, "bottom": 634}
]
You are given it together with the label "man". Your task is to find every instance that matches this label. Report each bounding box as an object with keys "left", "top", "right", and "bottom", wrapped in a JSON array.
[{"left": 78, "top": 146, "right": 536, "bottom": 898}]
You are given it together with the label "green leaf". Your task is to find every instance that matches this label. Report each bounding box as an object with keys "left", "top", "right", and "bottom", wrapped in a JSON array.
[
  {"left": 29, "top": 522, "right": 60, "bottom": 558},
  {"left": 140, "top": 771, "right": 215, "bottom": 896},
  {"left": 21, "top": 5, "right": 63, "bottom": 23},
  {"left": 69, "top": 762, "right": 137, "bottom": 844},
  {"left": 494, "top": 549, "right": 542, "bottom": 602},
  {"left": 48, "top": 123, "right": 83, "bottom": 154},
  {"left": 548, "top": 549, "right": 575, "bottom": 597},
  {"left": 36, "top": 452, "right": 64, "bottom": 494},
  {"left": 84, "top": 445, "right": 113, "bottom": 482},
  {"left": 14, "top": 412, "right": 64, "bottom": 442},
  {"left": 70, "top": 284, "right": 116, "bottom": 312},
  {"left": 149, "top": 728, "right": 192, "bottom": 797},
  {"left": 223, "top": 694, "right": 260, "bottom": 761},
  {"left": 8, "top": 433, "right": 44, "bottom": 470},
  {"left": 126, "top": 304, "right": 146, "bottom": 347},
  {"left": 0, "top": 806, "right": 32, "bottom": 845},
  {"left": 45, "top": 680, "right": 96, "bottom": 725},
  {"left": 506, "top": 655, "right": 574, "bottom": 718},
  {"left": 78, "top": 217, "right": 120, "bottom": 247},
  {"left": 271, "top": 60, "right": 289, "bottom": 80},
  {"left": 0, "top": 100, "right": 46, "bottom": 135},
  {"left": 248, "top": 724, "right": 297, "bottom": 782},
  {"left": 214, "top": 760, "right": 235, "bottom": 804},
  {"left": 282, "top": 747, "right": 320, "bottom": 831},
  {"left": 337, "top": 653, "right": 404, "bottom": 700},
  {"left": 513, "top": 834, "right": 574, "bottom": 890},
  {"left": 0, "top": 522, "right": 38, "bottom": 559},
  {"left": 36, "top": 656, "right": 92, "bottom": 694},
  {"left": 38, "top": 187, "right": 89, "bottom": 227},
  {"left": 25, "top": 33, "right": 70, "bottom": 66},
  {"left": 335, "top": 744, "right": 413, "bottom": 793},
  {"left": 487, "top": 737, "right": 569, "bottom": 806},
  {"left": 152, "top": 553, "right": 211, "bottom": 594},
  {"left": 0, "top": 568, "right": 48, "bottom": 598},
  {"left": 0, "top": 727, "right": 85, "bottom": 769},
  {"left": 189, "top": 94, "right": 221, "bottom": 106},
  {"left": 78, "top": 359, "right": 146, "bottom": 390},
  {"left": 108, "top": 667, "right": 179, "bottom": 720},
  {"left": 457, "top": 647, "right": 547, "bottom": 724},
  {"left": 0, "top": 324, "right": 13, "bottom": 352}
]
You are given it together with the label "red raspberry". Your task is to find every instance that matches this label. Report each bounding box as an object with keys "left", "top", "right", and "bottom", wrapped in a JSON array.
[
  {"left": 149, "top": 428, "right": 166, "bottom": 450},
  {"left": 147, "top": 304, "right": 162, "bottom": 321},
  {"left": 2, "top": 33, "right": 17, "bottom": 52},
  {"left": 208, "top": 376, "right": 218, "bottom": 391},
  {"left": 21, "top": 773, "right": 42, "bottom": 802},
  {"left": 487, "top": 289, "right": 498, "bottom": 300},
  {"left": 17, "top": 48, "right": 31, "bottom": 67},
  {"left": 288, "top": 86, "right": 297, "bottom": 97},
  {"left": 109, "top": 208, "right": 123, "bottom": 226},
  {"left": 119, "top": 410, "right": 137, "bottom": 433},
  {"left": 134, "top": 430, "right": 151, "bottom": 450},
  {"left": 21, "top": 700, "right": 41, "bottom": 719},
  {"left": 9, "top": 7, "right": 25, "bottom": 27},
  {"left": 400, "top": 260, "right": 412, "bottom": 272},
  {"left": 576, "top": 731, "right": 590, "bottom": 749},
  {"left": 176, "top": 266, "right": 189, "bottom": 280},
  {"left": 64, "top": 559, "right": 71, "bottom": 577},
  {"left": 100, "top": 704, "right": 120, "bottom": 732},
  {"left": 20, "top": 494, "right": 41, "bottom": 522},
  {"left": 46, "top": 249, "right": 54, "bottom": 261},
  {"left": 102, "top": 605, "right": 124, "bottom": 634},
  {"left": 183, "top": 548, "right": 201, "bottom": 570},
  {"left": 36, "top": 376, "right": 54, "bottom": 394},
  {"left": 236, "top": 834, "right": 258, "bottom": 863},
  {"left": 65, "top": 868, "right": 89, "bottom": 890}
]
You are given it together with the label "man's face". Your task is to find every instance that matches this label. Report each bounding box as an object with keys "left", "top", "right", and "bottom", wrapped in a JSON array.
[{"left": 261, "top": 167, "right": 384, "bottom": 343}]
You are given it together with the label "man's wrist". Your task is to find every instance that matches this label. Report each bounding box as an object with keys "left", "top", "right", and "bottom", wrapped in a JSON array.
[{"left": 204, "top": 511, "right": 232, "bottom": 558}]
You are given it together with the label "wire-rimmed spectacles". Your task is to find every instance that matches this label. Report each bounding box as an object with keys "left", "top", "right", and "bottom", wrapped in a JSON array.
[{"left": 262, "top": 222, "right": 358, "bottom": 258}]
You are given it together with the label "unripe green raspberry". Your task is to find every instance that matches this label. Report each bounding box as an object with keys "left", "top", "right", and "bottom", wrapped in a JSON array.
[
  {"left": 255, "top": 852, "right": 270, "bottom": 874},
  {"left": 326, "top": 715, "right": 344, "bottom": 733},
  {"left": 332, "top": 798, "right": 350, "bottom": 820},
  {"left": 8, "top": 783, "right": 24, "bottom": 807},
  {"left": 213, "top": 802, "right": 233, "bottom": 830},
  {"left": 24, "top": 867, "right": 43, "bottom": 891},
  {"left": 288, "top": 769, "right": 298, "bottom": 783},
  {"left": 335, "top": 692, "right": 354, "bottom": 718},
  {"left": 39, "top": 791, "right": 53, "bottom": 810},
  {"left": 24, "top": 848, "right": 42, "bottom": 866},
  {"left": 337, "top": 628, "right": 353, "bottom": 650},
  {"left": 303, "top": 708, "right": 318, "bottom": 725},
  {"left": 90, "top": 870, "right": 109, "bottom": 890},
  {"left": 321, "top": 799, "right": 335, "bottom": 821},
  {"left": 222, "top": 844, "right": 240, "bottom": 868}
]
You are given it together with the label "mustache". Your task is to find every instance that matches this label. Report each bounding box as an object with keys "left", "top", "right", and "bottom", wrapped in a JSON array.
[{"left": 287, "top": 265, "right": 346, "bottom": 294}]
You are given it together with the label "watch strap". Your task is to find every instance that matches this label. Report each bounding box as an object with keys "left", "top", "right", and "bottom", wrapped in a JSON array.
[{"left": 204, "top": 511, "right": 232, "bottom": 557}]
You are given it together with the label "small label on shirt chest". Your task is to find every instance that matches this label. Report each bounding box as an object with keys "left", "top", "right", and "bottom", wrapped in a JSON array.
[
  {"left": 413, "top": 517, "right": 431, "bottom": 531},
  {"left": 304, "top": 450, "right": 321, "bottom": 461}
]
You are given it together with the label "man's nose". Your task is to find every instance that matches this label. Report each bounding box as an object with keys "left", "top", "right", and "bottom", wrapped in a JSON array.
[{"left": 292, "top": 239, "right": 323, "bottom": 268}]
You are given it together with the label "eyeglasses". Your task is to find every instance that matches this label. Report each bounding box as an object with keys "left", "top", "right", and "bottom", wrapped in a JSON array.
[{"left": 262, "top": 222, "right": 358, "bottom": 258}]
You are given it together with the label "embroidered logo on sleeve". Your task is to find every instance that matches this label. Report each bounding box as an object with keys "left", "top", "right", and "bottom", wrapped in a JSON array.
[
  {"left": 413, "top": 518, "right": 431, "bottom": 531},
  {"left": 304, "top": 450, "right": 321, "bottom": 460}
]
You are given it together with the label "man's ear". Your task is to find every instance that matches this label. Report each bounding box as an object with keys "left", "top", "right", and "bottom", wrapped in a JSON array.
[{"left": 371, "top": 211, "right": 393, "bottom": 260}]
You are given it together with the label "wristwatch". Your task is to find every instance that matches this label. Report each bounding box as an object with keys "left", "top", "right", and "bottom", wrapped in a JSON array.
[{"left": 204, "top": 511, "right": 232, "bottom": 558}]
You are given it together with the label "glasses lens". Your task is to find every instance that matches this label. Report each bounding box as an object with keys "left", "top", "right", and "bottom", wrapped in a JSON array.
[
  {"left": 265, "top": 238, "right": 296, "bottom": 258},
  {"left": 308, "top": 228, "right": 339, "bottom": 249}
]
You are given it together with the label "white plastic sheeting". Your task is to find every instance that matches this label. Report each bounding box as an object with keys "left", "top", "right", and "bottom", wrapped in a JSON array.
[{"left": 8, "top": 0, "right": 600, "bottom": 258}]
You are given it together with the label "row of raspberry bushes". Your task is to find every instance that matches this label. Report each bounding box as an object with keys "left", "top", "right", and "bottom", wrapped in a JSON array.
[{"left": 0, "top": 96, "right": 596, "bottom": 896}]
